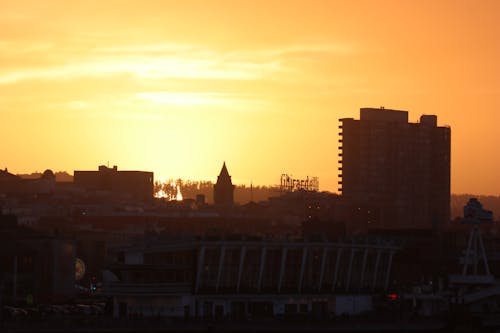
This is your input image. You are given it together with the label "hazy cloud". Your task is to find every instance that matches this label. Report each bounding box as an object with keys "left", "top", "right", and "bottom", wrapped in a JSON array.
[{"left": 0, "top": 42, "right": 355, "bottom": 85}]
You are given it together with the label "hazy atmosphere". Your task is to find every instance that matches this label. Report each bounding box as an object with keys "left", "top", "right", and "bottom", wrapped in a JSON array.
[{"left": 1, "top": 0, "right": 500, "bottom": 194}]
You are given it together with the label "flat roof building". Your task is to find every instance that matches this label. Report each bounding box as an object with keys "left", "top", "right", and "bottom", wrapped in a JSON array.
[{"left": 74, "top": 165, "right": 154, "bottom": 202}]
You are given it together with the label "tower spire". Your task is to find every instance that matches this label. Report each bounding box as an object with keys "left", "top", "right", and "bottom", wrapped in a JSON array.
[
  {"left": 214, "top": 161, "right": 235, "bottom": 207},
  {"left": 219, "top": 161, "right": 230, "bottom": 178}
]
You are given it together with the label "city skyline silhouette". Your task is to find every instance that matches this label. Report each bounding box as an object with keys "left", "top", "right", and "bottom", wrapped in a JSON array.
[
  {"left": 1, "top": 1, "right": 499, "bottom": 195},
  {"left": 2, "top": 2, "right": 500, "bottom": 328}
]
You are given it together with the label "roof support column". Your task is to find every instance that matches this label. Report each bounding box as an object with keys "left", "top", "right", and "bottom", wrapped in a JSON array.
[
  {"left": 298, "top": 247, "right": 308, "bottom": 293},
  {"left": 372, "top": 250, "right": 381, "bottom": 291},
  {"left": 359, "top": 248, "right": 369, "bottom": 291},
  {"left": 384, "top": 251, "right": 394, "bottom": 292},
  {"left": 345, "top": 248, "right": 355, "bottom": 292},
  {"left": 236, "top": 246, "right": 246, "bottom": 293},
  {"left": 318, "top": 247, "right": 328, "bottom": 292},
  {"left": 278, "top": 247, "right": 288, "bottom": 293},
  {"left": 257, "top": 247, "right": 267, "bottom": 292},
  {"left": 195, "top": 246, "right": 206, "bottom": 293},
  {"left": 215, "top": 246, "right": 226, "bottom": 293},
  {"left": 332, "top": 248, "right": 343, "bottom": 292}
]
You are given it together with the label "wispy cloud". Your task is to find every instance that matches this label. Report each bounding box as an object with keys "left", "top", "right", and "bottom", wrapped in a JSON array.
[
  {"left": 54, "top": 90, "right": 270, "bottom": 121},
  {"left": 0, "top": 42, "right": 288, "bottom": 85},
  {"left": 0, "top": 41, "right": 356, "bottom": 85},
  {"left": 135, "top": 91, "right": 269, "bottom": 110},
  {"left": 256, "top": 43, "right": 358, "bottom": 58},
  {"left": 0, "top": 40, "right": 359, "bottom": 117}
]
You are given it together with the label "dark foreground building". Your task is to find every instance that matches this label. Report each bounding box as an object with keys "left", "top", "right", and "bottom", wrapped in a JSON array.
[
  {"left": 74, "top": 165, "right": 154, "bottom": 201},
  {"left": 339, "top": 108, "right": 450, "bottom": 229},
  {"left": 104, "top": 238, "right": 399, "bottom": 319},
  {"left": 0, "top": 213, "right": 75, "bottom": 305}
]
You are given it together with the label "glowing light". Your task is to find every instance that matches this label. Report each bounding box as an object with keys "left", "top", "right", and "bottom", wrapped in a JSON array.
[
  {"left": 75, "top": 258, "right": 86, "bottom": 281},
  {"left": 176, "top": 184, "right": 183, "bottom": 201},
  {"left": 154, "top": 179, "right": 183, "bottom": 201},
  {"left": 387, "top": 293, "right": 398, "bottom": 301},
  {"left": 154, "top": 177, "right": 169, "bottom": 199},
  {"left": 154, "top": 188, "right": 168, "bottom": 199}
]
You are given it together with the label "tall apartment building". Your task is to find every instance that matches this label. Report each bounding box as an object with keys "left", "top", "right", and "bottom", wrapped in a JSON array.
[{"left": 339, "top": 108, "right": 450, "bottom": 229}]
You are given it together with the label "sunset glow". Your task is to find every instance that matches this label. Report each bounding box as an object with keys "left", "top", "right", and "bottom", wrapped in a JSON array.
[{"left": 1, "top": 0, "right": 500, "bottom": 194}]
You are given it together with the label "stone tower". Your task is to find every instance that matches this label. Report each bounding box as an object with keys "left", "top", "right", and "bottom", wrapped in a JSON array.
[{"left": 214, "top": 162, "right": 235, "bottom": 206}]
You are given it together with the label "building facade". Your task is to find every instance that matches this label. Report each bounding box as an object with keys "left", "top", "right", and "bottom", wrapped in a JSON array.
[
  {"left": 339, "top": 108, "right": 450, "bottom": 229},
  {"left": 0, "top": 214, "right": 76, "bottom": 305},
  {"left": 104, "top": 239, "right": 399, "bottom": 319},
  {"left": 74, "top": 165, "right": 154, "bottom": 202}
]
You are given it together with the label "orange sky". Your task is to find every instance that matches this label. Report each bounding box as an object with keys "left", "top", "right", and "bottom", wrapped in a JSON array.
[{"left": 1, "top": 0, "right": 499, "bottom": 195}]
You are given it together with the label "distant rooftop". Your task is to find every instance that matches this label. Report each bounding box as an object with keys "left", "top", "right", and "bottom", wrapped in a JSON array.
[{"left": 360, "top": 107, "right": 408, "bottom": 123}]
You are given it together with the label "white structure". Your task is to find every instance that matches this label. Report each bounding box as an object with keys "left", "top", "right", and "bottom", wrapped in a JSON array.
[{"left": 104, "top": 239, "right": 400, "bottom": 319}]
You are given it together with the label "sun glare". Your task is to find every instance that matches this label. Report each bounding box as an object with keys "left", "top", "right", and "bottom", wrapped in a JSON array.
[{"left": 154, "top": 178, "right": 183, "bottom": 201}]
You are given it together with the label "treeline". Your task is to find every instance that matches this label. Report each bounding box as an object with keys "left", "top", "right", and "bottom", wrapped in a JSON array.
[{"left": 154, "top": 179, "right": 279, "bottom": 204}]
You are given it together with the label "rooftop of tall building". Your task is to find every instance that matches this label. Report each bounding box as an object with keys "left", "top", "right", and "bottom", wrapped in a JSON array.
[{"left": 360, "top": 107, "right": 409, "bottom": 122}]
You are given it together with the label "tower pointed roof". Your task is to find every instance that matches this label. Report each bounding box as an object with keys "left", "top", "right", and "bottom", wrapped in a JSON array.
[
  {"left": 216, "top": 161, "right": 232, "bottom": 185},
  {"left": 214, "top": 161, "right": 234, "bottom": 206},
  {"left": 219, "top": 161, "right": 230, "bottom": 178}
]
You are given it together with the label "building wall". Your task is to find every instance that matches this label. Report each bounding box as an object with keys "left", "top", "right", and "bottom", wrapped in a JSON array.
[
  {"left": 50, "top": 239, "right": 76, "bottom": 300},
  {"left": 0, "top": 238, "right": 75, "bottom": 305},
  {"left": 112, "top": 294, "right": 374, "bottom": 319},
  {"left": 334, "top": 295, "right": 372, "bottom": 316},
  {"left": 74, "top": 165, "right": 154, "bottom": 201},
  {"left": 214, "top": 182, "right": 235, "bottom": 206}
]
